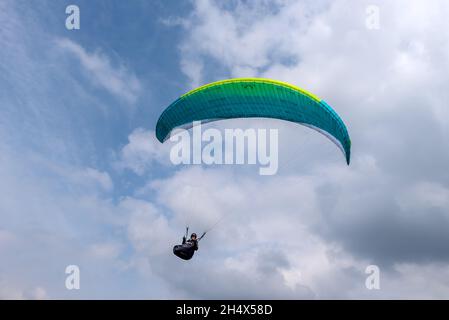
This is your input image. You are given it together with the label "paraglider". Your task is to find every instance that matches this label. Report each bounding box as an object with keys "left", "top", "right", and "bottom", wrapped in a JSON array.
[
  {"left": 156, "top": 78, "right": 352, "bottom": 260},
  {"left": 173, "top": 227, "right": 206, "bottom": 260}
]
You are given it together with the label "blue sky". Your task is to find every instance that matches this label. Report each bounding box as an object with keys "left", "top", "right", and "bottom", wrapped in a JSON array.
[{"left": 1, "top": 0, "right": 449, "bottom": 299}]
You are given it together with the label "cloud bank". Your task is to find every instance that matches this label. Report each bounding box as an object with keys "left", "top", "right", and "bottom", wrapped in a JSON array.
[{"left": 1, "top": 0, "right": 449, "bottom": 299}]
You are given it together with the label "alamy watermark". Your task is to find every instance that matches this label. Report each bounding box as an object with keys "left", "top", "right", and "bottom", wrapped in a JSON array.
[
  {"left": 65, "top": 5, "right": 80, "bottom": 30},
  {"left": 65, "top": 265, "right": 80, "bottom": 290},
  {"left": 365, "top": 264, "right": 380, "bottom": 290},
  {"left": 169, "top": 121, "right": 279, "bottom": 175},
  {"left": 365, "top": 5, "right": 380, "bottom": 30}
]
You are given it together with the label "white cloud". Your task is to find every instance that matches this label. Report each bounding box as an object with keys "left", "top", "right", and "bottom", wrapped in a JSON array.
[
  {"left": 118, "top": 128, "right": 172, "bottom": 175},
  {"left": 121, "top": 197, "right": 176, "bottom": 256},
  {"left": 127, "top": 167, "right": 367, "bottom": 298},
  {"left": 51, "top": 165, "right": 114, "bottom": 193},
  {"left": 397, "top": 182, "right": 449, "bottom": 212},
  {"left": 88, "top": 242, "right": 122, "bottom": 260},
  {"left": 0, "top": 277, "right": 48, "bottom": 300},
  {"left": 84, "top": 168, "right": 114, "bottom": 192},
  {"left": 175, "top": 0, "right": 449, "bottom": 131},
  {"left": 160, "top": 16, "right": 191, "bottom": 28},
  {"left": 27, "top": 287, "right": 48, "bottom": 300},
  {"left": 56, "top": 38, "right": 141, "bottom": 104}
]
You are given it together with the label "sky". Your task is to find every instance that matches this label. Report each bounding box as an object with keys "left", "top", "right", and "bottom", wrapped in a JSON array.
[{"left": 1, "top": 0, "right": 449, "bottom": 299}]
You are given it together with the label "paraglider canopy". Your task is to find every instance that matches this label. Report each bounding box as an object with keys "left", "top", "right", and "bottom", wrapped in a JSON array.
[{"left": 156, "top": 78, "right": 351, "bottom": 164}]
